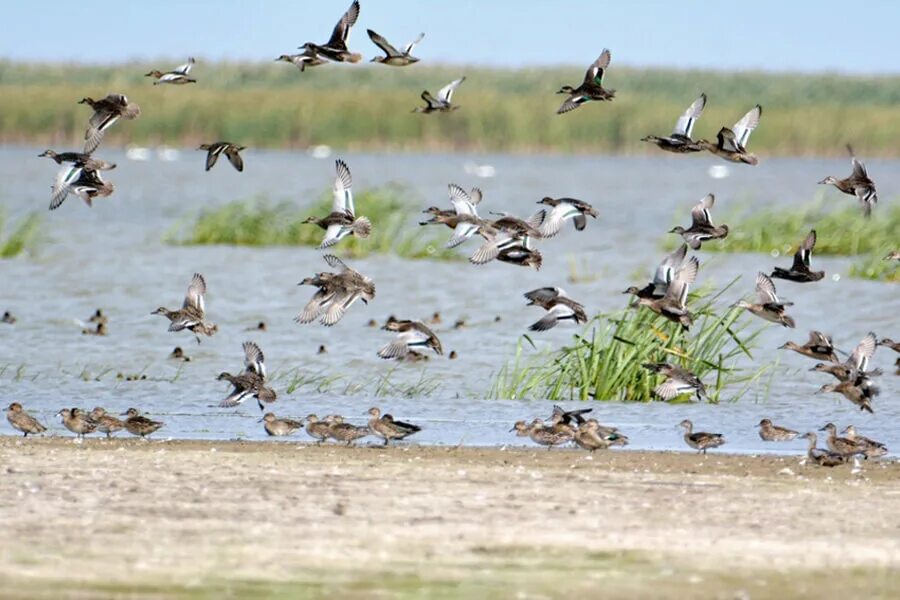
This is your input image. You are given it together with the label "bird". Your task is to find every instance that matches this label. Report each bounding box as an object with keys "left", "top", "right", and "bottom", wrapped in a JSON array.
[
  {"left": 377, "top": 316, "right": 443, "bottom": 359},
  {"left": 367, "top": 407, "right": 421, "bottom": 445},
  {"left": 6, "top": 403, "right": 46, "bottom": 437},
  {"left": 469, "top": 212, "right": 543, "bottom": 266},
  {"left": 770, "top": 230, "right": 824, "bottom": 282},
  {"left": 780, "top": 331, "right": 838, "bottom": 362},
  {"left": 367, "top": 29, "right": 424, "bottom": 66},
  {"left": 841, "top": 425, "right": 888, "bottom": 458},
  {"left": 121, "top": 408, "right": 164, "bottom": 439},
  {"left": 573, "top": 420, "right": 627, "bottom": 452},
  {"left": 302, "top": 159, "right": 371, "bottom": 248},
  {"left": 413, "top": 77, "right": 465, "bottom": 113},
  {"left": 641, "top": 93, "right": 707, "bottom": 153},
  {"left": 82, "top": 322, "right": 107, "bottom": 336},
  {"left": 523, "top": 287, "right": 588, "bottom": 331},
  {"left": 819, "top": 146, "right": 878, "bottom": 217},
  {"left": 634, "top": 256, "right": 699, "bottom": 331},
  {"left": 799, "top": 432, "right": 847, "bottom": 467},
  {"left": 88, "top": 407, "right": 124, "bottom": 438},
  {"left": 169, "top": 346, "right": 191, "bottom": 362},
  {"left": 623, "top": 244, "right": 689, "bottom": 301},
  {"left": 151, "top": 273, "right": 218, "bottom": 342},
  {"left": 49, "top": 161, "right": 116, "bottom": 210},
  {"left": 86, "top": 309, "right": 108, "bottom": 325},
  {"left": 261, "top": 413, "right": 303, "bottom": 437},
  {"left": 217, "top": 341, "right": 277, "bottom": 410},
  {"left": 275, "top": 50, "right": 327, "bottom": 72},
  {"left": 39, "top": 149, "right": 116, "bottom": 170},
  {"left": 696, "top": 105, "right": 762, "bottom": 165},
  {"left": 816, "top": 381, "right": 875, "bottom": 414},
  {"left": 419, "top": 184, "right": 484, "bottom": 248},
  {"left": 1, "top": 311, "right": 14, "bottom": 325},
  {"left": 818, "top": 423, "right": 863, "bottom": 456},
  {"left": 668, "top": 194, "right": 729, "bottom": 250},
  {"left": 296, "top": 254, "right": 375, "bottom": 326},
  {"left": 511, "top": 419, "right": 573, "bottom": 450},
  {"left": 643, "top": 362, "right": 709, "bottom": 402},
  {"left": 327, "top": 420, "right": 371, "bottom": 446},
  {"left": 79, "top": 94, "right": 141, "bottom": 153},
  {"left": 496, "top": 246, "right": 543, "bottom": 270},
  {"left": 300, "top": 0, "right": 362, "bottom": 63},
  {"left": 532, "top": 197, "right": 598, "bottom": 238},
  {"left": 145, "top": 58, "right": 196, "bottom": 84},
  {"left": 198, "top": 142, "right": 245, "bottom": 172},
  {"left": 813, "top": 332, "right": 880, "bottom": 381},
  {"left": 549, "top": 405, "right": 593, "bottom": 426},
  {"left": 302, "top": 415, "right": 332, "bottom": 444},
  {"left": 884, "top": 251, "right": 900, "bottom": 261},
  {"left": 678, "top": 420, "right": 725, "bottom": 454},
  {"left": 878, "top": 337, "right": 900, "bottom": 353},
  {"left": 757, "top": 419, "right": 799, "bottom": 442},
  {"left": 734, "top": 273, "right": 795, "bottom": 328},
  {"left": 56, "top": 408, "right": 97, "bottom": 439},
  {"left": 556, "top": 49, "right": 615, "bottom": 114}
]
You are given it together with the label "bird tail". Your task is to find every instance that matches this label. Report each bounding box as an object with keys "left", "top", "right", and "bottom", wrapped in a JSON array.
[{"left": 353, "top": 217, "right": 372, "bottom": 238}]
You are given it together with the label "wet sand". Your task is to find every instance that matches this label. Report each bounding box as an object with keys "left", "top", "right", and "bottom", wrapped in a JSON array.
[{"left": 1, "top": 437, "right": 898, "bottom": 598}]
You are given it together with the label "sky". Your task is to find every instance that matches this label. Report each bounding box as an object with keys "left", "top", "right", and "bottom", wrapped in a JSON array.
[{"left": 4, "top": 0, "right": 899, "bottom": 74}]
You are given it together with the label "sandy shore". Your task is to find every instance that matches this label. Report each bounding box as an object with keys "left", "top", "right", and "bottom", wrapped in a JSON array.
[{"left": 1, "top": 437, "right": 898, "bottom": 598}]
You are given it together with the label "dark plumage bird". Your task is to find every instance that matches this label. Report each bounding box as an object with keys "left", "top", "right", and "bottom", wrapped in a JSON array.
[
  {"left": 367, "top": 29, "right": 424, "bottom": 66},
  {"left": 377, "top": 316, "right": 442, "bottom": 359},
  {"left": 198, "top": 142, "right": 245, "bottom": 172},
  {"left": 300, "top": 0, "right": 362, "bottom": 63},
  {"left": 669, "top": 194, "right": 729, "bottom": 250},
  {"left": 523, "top": 287, "right": 588, "bottom": 331},
  {"left": 641, "top": 93, "right": 707, "bottom": 153},
  {"left": 556, "top": 49, "right": 615, "bottom": 114},
  {"left": 413, "top": 77, "right": 465, "bottom": 113},
  {"left": 644, "top": 363, "right": 709, "bottom": 402},
  {"left": 819, "top": 146, "right": 878, "bottom": 217},
  {"left": 770, "top": 230, "right": 824, "bottom": 282},
  {"left": 79, "top": 94, "right": 141, "bottom": 153},
  {"left": 217, "top": 342, "right": 277, "bottom": 410},
  {"left": 550, "top": 404, "right": 592, "bottom": 426}
]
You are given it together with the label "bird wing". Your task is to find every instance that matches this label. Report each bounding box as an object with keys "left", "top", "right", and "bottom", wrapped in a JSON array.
[
  {"left": 848, "top": 332, "right": 877, "bottom": 372},
  {"left": 319, "top": 223, "right": 347, "bottom": 248},
  {"left": 716, "top": 127, "right": 739, "bottom": 152},
  {"left": 469, "top": 232, "right": 513, "bottom": 264},
  {"left": 83, "top": 112, "right": 119, "bottom": 153},
  {"left": 556, "top": 94, "right": 587, "bottom": 115},
  {"left": 50, "top": 165, "right": 82, "bottom": 210},
  {"left": 437, "top": 77, "right": 465, "bottom": 103},
  {"left": 792, "top": 230, "right": 816, "bottom": 270},
  {"left": 653, "top": 243, "right": 688, "bottom": 288},
  {"left": 755, "top": 272, "right": 780, "bottom": 305},
  {"left": 321, "top": 290, "right": 361, "bottom": 326},
  {"left": 529, "top": 304, "right": 575, "bottom": 332},
  {"left": 326, "top": 0, "right": 360, "bottom": 49},
  {"left": 851, "top": 156, "right": 869, "bottom": 180},
  {"left": 205, "top": 146, "right": 223, "bottom": 171},
  {"left": 182, "top": 273, "right": 207, "bottom": 312},
  {"left": 690, "top": 194, "right": 715, "bottom": 228},
  {"left": 538, "top": 204, "right": 576, "bottom": 238},
  {"left": 224, "top": 146, "right": 244, "bottom": 172},
  {"left": 654, "top": 377, "right": 695, "bottom": 401},
  {"left": 367, "top": 29, "right": 400, "bottom": 57},
  {"left": 524, "top": 287, "right": 561, "bottom": 304},
  {"left": 664, "top": 256, "right": 699, "bottom": 307},
  {"left": 731, "top": 105, "right": 761, "bottom": 149},
  {"left": 332, "top": 159, "right": 354, "bottom": 216},
  {"left": 323, "top": 254, "right": 350, "bottom": 273},
  {"left": 448, "top": 183, "right": 478, "bottom": 216},
  {"left": 404, "top": 32, "right": 425, "bottom": 55},
  {"left": 242, "top": 341, "right": 266, "bottom": 378},
  {"left": 172, "top": 57, "right": 195, "bottom": 75},
  {"left": 296, "top": 288, "right": 335, "bottom": 323},
  {"left": 219, "top": 386, "right": 252, "bottom": 408},
  {"left": 672, "top": 93, "right": 706, "bottom": 138},
  {"left": 445, "top": 221, "right": 480, "bottom": 248},
  {"left": 583, "top": 49, "right": 611, "bottom": 86}
]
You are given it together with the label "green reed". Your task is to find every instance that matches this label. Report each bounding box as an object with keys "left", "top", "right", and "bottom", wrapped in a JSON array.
[{"left": 0, "top": 212, "right": 42, "bottom": 258}]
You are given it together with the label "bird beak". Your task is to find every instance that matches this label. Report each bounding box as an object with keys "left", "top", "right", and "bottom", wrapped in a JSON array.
[
  {"left": 508, "top": 426, "right": 516, "bottom": 432},
  {"left": 816, "top": 179, "right": 827, "bottom": 185},
  {"left": 257, "top": 418, "right": 264, "bottom": 423}
]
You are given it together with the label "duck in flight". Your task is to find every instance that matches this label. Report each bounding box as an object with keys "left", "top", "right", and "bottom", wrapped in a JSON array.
[
  {"left": 523, "top": 287, "right": 587, "bottom": 331},
  {"left": 641, "top": 94, "right": 707, "bottom": 153},
  {"left": 302, "top": 159, "right": 371, "bottom": 248},
  {"left": 770, "top": 230, "right": 824, "bottom": 282},
  {"left": 696, "top": 105, "right": 762, "bottom": 165},
  {"left": 556, "top": 49, "right": 615, "bottom": 115},
  {"left": 300, "top": 0, "right": 362, "bottom": 63},
  {"left": 151, "top": 273, "right": 218, "bottom": 342},
  {"left": 367, "top": 29, "right": 424, "bottom": 66},
  {"left": 145, "top": 58, "right": 196, "bottom": 85},
  {"left": 377, "top": 317, "right": 443, "bottom": 359},
  {"left": 79, "top": 94, "right": 141, "bottom": 154},
  {"left": 414, "top": 77, "right": 465, "bottom": 113},
  {"left": 819, "top": 146, "right": 878, "bottom": 217},
  {"left": 668, "top": 194, "right": 729, "bottom": 250},
  {"left": 198, "top": 142, "right": 246, "bottom": 172},
  {"left": 733, "top": 273, "right": 795, "bottom": 328}
]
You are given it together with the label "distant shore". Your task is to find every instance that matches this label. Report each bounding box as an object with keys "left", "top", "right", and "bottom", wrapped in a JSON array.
[{"left": 1, "top": 437, "right": 897, "bottom": 598}]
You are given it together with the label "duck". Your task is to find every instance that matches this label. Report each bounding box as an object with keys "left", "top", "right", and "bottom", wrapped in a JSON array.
[
  {"left": 56, "top": 408, "right": 97, "bottom": 439},
  {"left": 644, "top": 362, "right": 709, "bottom": 402},
  {"left": 573, "top": 420, "right": 627, "bottom": 452},
  {"left": 757, "top": 418, "right": 799, "bottom": 442},
  {"left": 82, "top": 322, "right": 107, "bottom": 336},
  {"left": 39, "top": 149, "right": 116, "bottom": 170},
  {"left": 413, "top": 77, "right": 465, "bottom": 113},
  {"left": 811, "top": 332, "right": 881, "bottom": 402},
  {"left": 275, "top": 49, "right": 326, "bottom": 72},
  {"left": 511, "top": 419, "right": 572, "bottom": 450},
  {"left": 780, "top": 331, "right": 838, "bottom": 362},
  {"left": 556, "top": 49, "right": 615, "bottom": 114},
  {"left": 641, "top": 93, "right": 707, "bottom": 153},
  {"left": 261, "top": 413, "right": 303, "bottom": 437},
  {"left": 819, "top": 146, "right": 878, "bottom": 217},
  {"left": 770, "top": 230, "right": 824, "bottom": 282},
  {"left": 469, "top": 212, "right": 543, "bottom": 267},
  {"left": 583, "top": 418, "right": 629, "bottom": 446},
  {"left": 669, "top": 194, "right": 729, "bottom": 250},
  {"left": 88, "top": 407, "right": 124, "bottom": 438},
  {"left": 50, "top": 162, "right": 115, "bottom": 210},
  {"left": 523, "top": 287, "right": 587, "bottom": 331},
  {"left": 378, "top": 316, "right": 442, "bottom": 359},
  {"left": 217, "top": 341, "right": 277, "bottom": 410},
  {"left": 367, "top": 29, "right": 424, "bottom": 66},
  {"left": 419, "top": 184, "right": 484, "bottom": 248},
  {"left": 327, "top": 419, "right": 371, "bottom": 446},
  {"left": 78, "top": 94, "right": 141, "bottom": 153},
  {"left": 818, "top": 423, "right": 862, "bottom": 456},
  {"left": 300, "top": 1, "right": 362, "bottom": 63},
  {"left": 635, "top": 256, "right": 698, "bottom": 331},
  {"left": 317, "top": 344, "right": 328, "bottom": 355},
  {"left": 152, "top": 273, "right": 218, "bottom": 343},
  {"left": 296, "top": 254, "right": 375, "bottom": 326},
  {"left": 497, "top": 246, "right": 543, "bottom": 270},
  {"left": 145, "top": 58, "right": 196, "bottom": 84},
  {"left": 302, "top": 159, "right": 371, "bottom": 248},
  {"left": 841, "top": 425, "right": 888, "bottom": 458},
  {"left": 169, "top": 346, "right": 191, "bottom": 362},
  {"left": 6, "top": 403, "right": 46, "bottom": 437},
  {"left": 816, "top": 381, "right": 875, "bottom": 413},
  {"left": 623, "top": 244, "right": 689, "bottom": 302},
  {"left": 884, "top": 251, "right": 900, "bottom": 261},
  {"left": 678, "top": 420, "right": 725, "bottom": 454},
  {"left": 550, "top": 404, "right": 593, "bottom": 426},
  {"left": 1, "top": 311, "right": 15, "bottom": 325},
  {"left": 121, "top": 408, "right": 164, "bottom": 438},
  {"left": 878, "top": 337, "right": 900, "bottom": 353},
  {"left": 428, "top": 311, "right": 442, "bottom": 325},
  {"left": 367, "top": 407, "right": 421, "bottom": 445},
  {"left": 799, "top": 432, "right": 846, "bottom": 467},
  {"left": 532, "top": 197, "right": 599, "bottom": 238},
  {"left": 304, "top": 415, "right": 332, "bottom": 444},
  {"left": 198, "top": 142, "right": 245, "bottom": 172},
  {"left": 86, "top": 309, "right": 108, "bottom": 325},
  {"left": 696, "top": 105, "right": 762, "bottom": 165},
  {"left": 734, "top": 273, "right": 795, "bottom": 328}
]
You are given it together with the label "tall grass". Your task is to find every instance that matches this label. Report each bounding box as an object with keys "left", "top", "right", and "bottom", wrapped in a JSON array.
[
  {"left": 849, "top": 251, "right": 900, "bottom": 282},
  {"left": 490, "top": 279, "right": 772, "bottom": 402},
  {"left": 0, "top": 212, "right": 41, "bottom": 258}
]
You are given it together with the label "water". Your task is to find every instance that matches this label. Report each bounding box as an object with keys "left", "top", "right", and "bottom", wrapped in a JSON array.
[{"left": 2, "top": 146, "right": 898, "bottom": 454}]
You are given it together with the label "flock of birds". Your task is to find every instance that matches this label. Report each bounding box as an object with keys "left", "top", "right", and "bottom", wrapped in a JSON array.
[{"left": 9, "top": 1, "right": 899, "bottom": 465}]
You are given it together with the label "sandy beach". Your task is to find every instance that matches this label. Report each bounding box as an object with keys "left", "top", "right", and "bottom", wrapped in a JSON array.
[{"left": 0, "top": 437, "right": 898, "bottom": 598}]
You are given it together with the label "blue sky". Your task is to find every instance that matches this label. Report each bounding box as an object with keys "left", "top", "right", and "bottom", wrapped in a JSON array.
[{"left": 4, "top": 0, "right": 898, "bottom": 73}]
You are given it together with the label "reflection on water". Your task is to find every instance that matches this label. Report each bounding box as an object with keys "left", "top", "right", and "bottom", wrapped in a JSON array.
[{"left": 1, "top": 147, "right": 898, "bottom": 453}]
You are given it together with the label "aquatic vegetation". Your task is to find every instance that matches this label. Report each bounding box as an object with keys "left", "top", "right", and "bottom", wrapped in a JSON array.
[
  {"left": 279, "top": 365, "right": 443, "bottom": 398},
  {"left": 490, "top": 279, "right": 773, "bottom": 402},
  {"left": 169, "top": 185, "right": 459, "bottom": 260},
  {"left": 849, "top": 250, "right": 900, "bottom": 282},
  {"left": 0, "top": 212, "right": 41, "bottom": 258}
]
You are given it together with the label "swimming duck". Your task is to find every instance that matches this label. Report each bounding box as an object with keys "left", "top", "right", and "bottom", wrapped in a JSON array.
[
  {"left": 49, "top": 162, "right": 115, "bottom": 210},
  {"left": 413, "top": 77, "right": 465, "bottom": 113},
  {"left": 152, "top": 273, "right": 218, "bottom": 343},
  {"left": 641, "top": 93, "right": 707, "bottom": 153},
  {"left": 884, "top": 251, "right": 900, "bottom": 261},
  {"left": 678, "top": 420, "right": 724, "bottom": 454},
  {"left": 799, "top": 432, "right": 846, "bottom": 467},
  {"left": 56, "top": 408, "right": 97, "bottom": 439},
  {"left": 511, "top": 419, "right": 573, "bottom": 450},
  {"left": 304, "top": 415, "right": 331, "bottom": 444},
  {"left": 643, "top": 362, "right": 709, "bottom": 402},
  {"left": 39, "top": 149, "right": 116, "bottom": 171},
  {"left": 533, "top": 197, "right": 598, "bottom": 238},
  {"left": 819, "top": 146, "right": 878, "bottom": 217},
  {"left": 378, "top": 316, "right": 443, "bottom": 359},
  {"left": 303, "top": 159, "right": 371, "bottom": 248},
  {"left": 669, "top": 194, "right": 729, "bottom": 250},
  {"left": 86, "top": 309, "right": 107, "bottom": 325},
  {"left": 816, "top": 381, "right": 875, "bottom": 413},
  {"left": 367, "top": 29, "right": 424, "bottom": 66},
  {"left": 878, "top": 337, "right": 900, "bottom": 353},
  {"left": 780, "top": 331, "right": 838, "bottom": 363},
  {"left": 623, "top": 244, "right": 689, "bottom": 302},
  {"left": 82, "top": 322, "right": 107, "bottom": 336},
  {"left": 327, "top": 420, "right": 371, "bottom": 446},
  {"left": 841, "top": 425, "right": 888, "bottom": 458},
  {"left": 734, "top": 273, "right": 795, "bottom": 328},
  {"left": 121, "top": 408, "right": 164, "bottom": 438},
  {"left": 757, "top": 418, "right": 799, "bottom": 442},
  {"left": 696, "top": 105, "right": 762, "bottom": 165},
  {"left": 523, "top": 287, "right": 588, "bottom": 331},
  {"left": 217, "top": 341, "right": 276, "bottom": 410},
  {"left": 770, "top": 230, "right": 824, "bottom": 282},
  {"left": 261, "top": 413, "right": 303, "bottom": 437},
  {"left": 635, "top": 256, "right": 698, "bottom": 331},
  {"left": 6, "top": 403, "right": 46, "bottom": 437},
  {"left": 145, "top": 58, "right": 196, "bottom": 85},
  {"left": 198, "top": 142, "right": 245, "bottom": 172},
  {"left": 300, "top": 1, "right": 362, "bottom": 63},
  {"left": 79, "top": 94, "right": 141, "bottom": 153},
  {"left": 429, "top": 311, "right": 442, "bottom": 324},
  {"left": 275, "top": 49, "right": 327, "bottom": 72},
  {"left": 367, "top": 407, "right": 421, "bottom": 445},
  {"left": 169, "top": 346, "right": 191, "bottom": 362},
  {"left": 556, "top": 49, "right": 615, "bottom": 114},
  {"left": 1, "top": 311, "right": 15, "bottom": 325},
  {"left": 88, "top": 407, "right": 124, "bottom": 438},
  {"left": 296, "top": 254, "right": 375, "bottom": 326}
]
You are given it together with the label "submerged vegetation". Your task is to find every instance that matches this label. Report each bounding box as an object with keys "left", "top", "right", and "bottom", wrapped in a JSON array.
[
  {"left": 169, "top": 184, "right": 459, "bottom": 259},
  {"left": 491, "top": 280, "right": 773, "bottom": 402},
  {"left": 0, "top": 212, "right": 41, "bottom": 258}
]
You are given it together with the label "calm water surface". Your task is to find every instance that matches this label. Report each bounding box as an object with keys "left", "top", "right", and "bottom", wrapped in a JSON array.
[{"left": 1, "top": 146, "right": 897, "bottom": 454}]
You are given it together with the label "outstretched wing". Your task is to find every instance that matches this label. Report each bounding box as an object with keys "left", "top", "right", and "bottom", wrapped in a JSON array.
[
  {"left": 653, "top": 243, "right": 688, "bottom": 288},
  {"left": 583, "top": 49, "right": 611, "bottom": 86},
  {"left": 327, "top": 0, "right": 360, "bottom": 49},
  {"left": 847, "top": 332, "right": 877, "bottom": 372},
  {"left": 366, "top": 29, "right": 400, "bottom": 57},
  {"left": 50, "top": 165, "right": 82, "bottom": 210},
  {"left": 755, "top": 272, "right": 780, "bottom": 305},
  {"left": 224, "top": 146, "right": 244, "bottom": 172},
  {"left": 673, "top": 93, "right": 706, "bottom": 138},
  {"left": 404, "top": 32, "right": 425, "bottom": 55},
  {"left": 690, "top": 194, "right": 715, "bottom": 228},
  {"left": 731, "top": 105, "right": 761, "bottom": 150},
  {"left": 332, "top": 159, "right": 354, "bottom": 216},
  {"left": 851, "top": 156, "right": 869, "bottom": 180},
  {"left": 323, "top": 253, "right": 350, "bottom": 273},
  {"left": 448, "top": 183, "right": 477, "bottom": 216},
  {"left": 664, "top": 256, "right": 699, "bottom": 307},
  {"left": 242, "top": 341, "right": 266, "bottom": 378},
  {"left": 183, "top": 273, "right": 207, "bottom": 312},
  {"left": 437, "top": 77, "right": 465, "bottom": 103},
  {"left": 173, "top": 57, "right": 195, "bottom": 75},
  {"left": 792, "top": 230, "right": 816, "bottom": 270}
]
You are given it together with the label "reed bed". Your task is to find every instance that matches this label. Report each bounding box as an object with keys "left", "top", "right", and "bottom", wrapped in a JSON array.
[{"left": 0, "top": 212, "right": 41, "bottom": 258}]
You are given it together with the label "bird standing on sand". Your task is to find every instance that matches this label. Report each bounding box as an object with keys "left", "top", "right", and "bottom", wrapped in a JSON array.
[
  {"left": 152, "top": 273, "right": 218, "bottom": 342},
  {"left": 641, "top": 93, "right": 707, "bottom": 153},
  {"left": 556, "top": 49, "right": 615, "bottom": 114},
  {"left": 679, "top": 420, "right": 725, "bottom": 454},
  {"left": 88, "top": 407, "right": 124, "bottom": 438},
  {"left": 757, "top": 419, "right": 799, "bottom": 442},
  {"left": 302, "top": 159, "right": 371, "bottom": 248},
  {"left": 367, "top": 407, "right": 421, "bottom": 445},
  {"left": 799, "top": 432, "right": 846, "bottom": 467},
  {"left": 122, "top": 408, "right": 164, "bottom": 439},
  {"left": 199, "top": 142, "right": 245, "bottom": 172},
  {"left": 56, "top": 408, "right": 96, "bottom": 439},
  {"left": 6, "top": 403, "right": 46, "bottom": 437},
  {"left": 770, "top": 230, "right": 824, "bottom": 282},
  {"left": 145, "top": 58, "right": 196, "bottom": 85},
  {"left": 261, "top": 413, "right": 303, "bottom": 437}
]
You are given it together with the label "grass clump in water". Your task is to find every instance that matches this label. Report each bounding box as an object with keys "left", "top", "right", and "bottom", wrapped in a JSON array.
[
  {"left": 490, "top": 279, "right": 772, "bottom": 402},
  {"left": 0, "top": 212, "right": 41, "bottom": 258},
  {"left": 849, "top": 249, "right": 900, "bottom": 282},
  {"left": 169, "top": 184, "right": 459, "bottom": 260}
]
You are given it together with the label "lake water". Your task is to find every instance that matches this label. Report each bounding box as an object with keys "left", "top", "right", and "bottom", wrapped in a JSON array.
[{"left": 1, "top": 146, "right": 898, "bottom": 454}]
